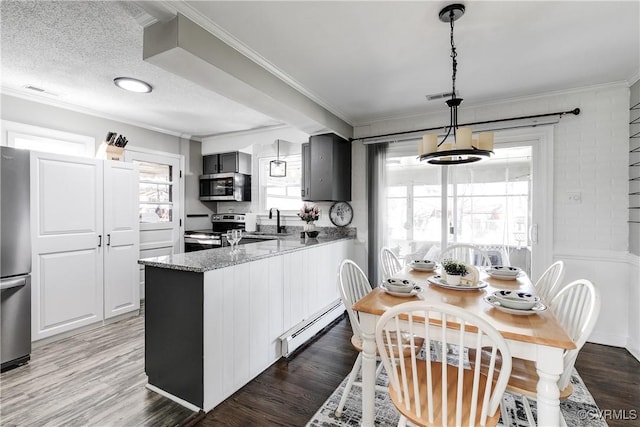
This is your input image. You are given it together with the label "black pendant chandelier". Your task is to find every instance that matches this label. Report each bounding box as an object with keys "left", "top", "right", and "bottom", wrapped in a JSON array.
[{"left": 418, "top": 4, "right": 494, "bottom": 165}]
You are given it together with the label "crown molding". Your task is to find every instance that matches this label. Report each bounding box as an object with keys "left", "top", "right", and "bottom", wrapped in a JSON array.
[
  {"left": 199, "top": 124, "right": 292, "bottom": 140},
  {"left": 353, "top": 81, "right": 631, "bottom": 127},
  {"left": 1, "top": 86, "right": 194, "bottom": 140},
  {"left": 163, "top": 1, "right": 353, "bottom": 126}
]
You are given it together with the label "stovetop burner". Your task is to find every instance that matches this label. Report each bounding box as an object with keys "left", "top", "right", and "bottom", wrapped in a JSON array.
[{"left": 184, "top": 213, "right": 246, "bottom": 238}]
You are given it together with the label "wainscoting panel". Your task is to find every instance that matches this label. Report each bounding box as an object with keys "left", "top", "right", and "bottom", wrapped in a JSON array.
[{"left": 555, "top": 249, "right": 630, "bottom": 347}]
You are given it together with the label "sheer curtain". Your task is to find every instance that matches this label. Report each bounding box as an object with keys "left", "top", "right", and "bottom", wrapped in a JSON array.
[{"left": 366, "top": 143, "right": 387, "bottom": 286}]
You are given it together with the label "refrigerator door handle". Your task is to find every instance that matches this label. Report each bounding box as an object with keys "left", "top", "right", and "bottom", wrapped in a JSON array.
[
  {"left": 98, "top": 235, "right": 102, "bottom": 247},
  {"left": 106, "top": 234, "right": 111, "bottom": 246},
  {"left": 0, "top": 277, "right": 27, "bottom": 290}
]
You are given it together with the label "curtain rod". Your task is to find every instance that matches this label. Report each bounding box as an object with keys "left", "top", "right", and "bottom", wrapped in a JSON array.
[{"left": 350, "top": 108, "right": 581, "bottom": 142}]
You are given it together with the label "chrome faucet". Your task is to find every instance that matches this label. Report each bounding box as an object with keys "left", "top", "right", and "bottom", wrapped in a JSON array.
[{"left": 269, "top": 207, "right": 285, "bottom": 233}]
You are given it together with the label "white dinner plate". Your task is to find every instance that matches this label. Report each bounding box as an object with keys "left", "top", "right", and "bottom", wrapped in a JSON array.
[
  {"left": 380, "top": 283, "right": 423, "bottom": 298},
  {"left": 427, "top": 275, "right": 488, "bottom": 291},
  {"left": 486, "top": 270, "right": 524, "bottom": 281},
  {"left": 484, "top": 295, "right": 548, "bottom": 315},
  {"left": 408, "top": 262, "right": 436, "bottom": 272}
]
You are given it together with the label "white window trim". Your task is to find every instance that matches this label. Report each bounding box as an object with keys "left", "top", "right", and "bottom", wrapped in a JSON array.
[
  {"left": 124, "top": 145, "right": 185, "bottom": 249},
  {"left": 258, "top": 153, "right": 303, "bottom": 214},
  {"left": 1, "top": 120, "right": 94, "bottom": 157},
  {"left": 491, "top": 126, "right": 554, "bottom": 279}
]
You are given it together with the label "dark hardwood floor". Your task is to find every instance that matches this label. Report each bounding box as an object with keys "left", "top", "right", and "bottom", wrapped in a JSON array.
[
  {"left": 195, "top": 315, "right": 358, "bottom": 427},
  {"left": 200, "top": 318, "right": 640, "bottom": 427},
  {"left": 1, "top": 307, "right": 637, "bottom": 427},
  {"left": 575, "top": 343, "right": 640, "bottom": 427}
]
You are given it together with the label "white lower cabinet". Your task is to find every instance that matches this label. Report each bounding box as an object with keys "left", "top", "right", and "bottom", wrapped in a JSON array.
[
  {"left": 282, "top": 239, "right": 352, "bottom": 331},
  {"left": 31, "top": 152, "right": 139, "bottom": 341},
  {"left": 202, "top": 239, "right": 353, "bottom": 411}
]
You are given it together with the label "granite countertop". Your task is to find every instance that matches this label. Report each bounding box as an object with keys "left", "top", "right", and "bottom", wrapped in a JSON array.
[{"left": 138, "top": 234, "right": 354, "bottom": 273}]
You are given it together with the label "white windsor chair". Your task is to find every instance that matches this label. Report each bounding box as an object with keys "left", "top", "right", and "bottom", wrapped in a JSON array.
[
  {"left": 334, "top": 259, "right": 384, "bottom": 417},
  {"left": 380, "top": 246, "right": 402, "bottom": 280},
  {"left": 376, "top": 300, "right": 513, "bottom": 427},
  {"left": 500, "top": 279, "right": 600, "bottom": 427},
  {"left": 533, "top": 260, "right": 565, "bottom": 304},
  {"left": 439, "top": 243, "right": 492, "bottom": 268}
]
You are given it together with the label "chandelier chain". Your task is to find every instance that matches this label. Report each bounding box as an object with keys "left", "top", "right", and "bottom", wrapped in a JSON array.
[{"left": 449, "top": 9, "right": 457, "bottom": 99}]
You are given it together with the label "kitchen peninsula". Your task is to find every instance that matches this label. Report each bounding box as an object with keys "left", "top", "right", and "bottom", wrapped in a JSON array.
[{"left": 138, "top": 233, "right": 355, "bottom": 411}]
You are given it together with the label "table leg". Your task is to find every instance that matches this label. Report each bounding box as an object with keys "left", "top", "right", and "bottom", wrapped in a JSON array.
[
  {"left": 359, "top": 313, "right": 378, "bottom": 427},
  {"left": 536, "top": 345, "right": 564, "bottom": 427}
]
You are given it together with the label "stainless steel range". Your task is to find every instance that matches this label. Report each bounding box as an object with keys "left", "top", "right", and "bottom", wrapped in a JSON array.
[{"left": 184, "top": 214, "right": 245, "bottom": 252}]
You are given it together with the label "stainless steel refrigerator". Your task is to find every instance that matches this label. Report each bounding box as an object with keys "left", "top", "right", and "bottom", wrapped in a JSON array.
[{"left": 1, "top": 146, "right": 31, "bottom": 371}]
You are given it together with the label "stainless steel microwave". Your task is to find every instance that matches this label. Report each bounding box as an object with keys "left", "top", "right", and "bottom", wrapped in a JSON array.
[{"left": 199, "top": 173, "right": 251, "bottom": 201}]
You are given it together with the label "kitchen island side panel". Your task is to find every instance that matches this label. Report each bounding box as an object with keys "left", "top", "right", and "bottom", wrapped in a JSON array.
[{"left": 145, "top": 266, "right": 204, "bottom": 408}]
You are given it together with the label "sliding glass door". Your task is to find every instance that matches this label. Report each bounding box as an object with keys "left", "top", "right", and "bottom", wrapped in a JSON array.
[
  {"left": 446, "top": 145, "right": 532, "bottom": 270},
  {"left": 376, "top": 127, "right": 553, "bottom": 283}
]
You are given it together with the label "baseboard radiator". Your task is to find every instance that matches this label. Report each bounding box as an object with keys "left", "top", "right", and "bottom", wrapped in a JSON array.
[{"left": 279, "top": 299, "right": 345, "bottom": 358}]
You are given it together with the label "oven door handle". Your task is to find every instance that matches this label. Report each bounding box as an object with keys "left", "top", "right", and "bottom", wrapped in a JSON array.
[{"left": 184, "top": 237, "right": 220, "bottom": 244}]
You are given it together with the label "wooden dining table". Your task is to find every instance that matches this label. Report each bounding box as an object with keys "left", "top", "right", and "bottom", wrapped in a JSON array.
[{"left": 353, "top": 266, "right": 575, "bottom": 427}]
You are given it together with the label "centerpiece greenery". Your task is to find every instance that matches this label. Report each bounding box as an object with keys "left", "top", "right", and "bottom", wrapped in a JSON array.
[{"left": 442, "top": 260, "right": 468, "bottom": 276}]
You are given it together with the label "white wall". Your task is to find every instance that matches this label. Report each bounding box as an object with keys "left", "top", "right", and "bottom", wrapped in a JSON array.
[
  {"left": 353, "top": 82, "right": 633, "bottom": 349},
  {"left": 1, "top": 94, "right": 182, "bottom": 155},
  {"left": 201, "top": 125, "right": 308, "bottom": 155},
  {"left": 181, "top": 138, "right": 217, "bottom": 230}
]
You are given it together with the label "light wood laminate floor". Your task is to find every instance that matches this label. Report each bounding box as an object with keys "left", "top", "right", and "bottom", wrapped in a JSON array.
[{"left": 0, "top": 305, "right": 194, "bottom": 426}]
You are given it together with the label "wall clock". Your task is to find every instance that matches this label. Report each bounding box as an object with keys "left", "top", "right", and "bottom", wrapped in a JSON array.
[{"left": 329, "top": 201, "right": 353, "bottom": 227}]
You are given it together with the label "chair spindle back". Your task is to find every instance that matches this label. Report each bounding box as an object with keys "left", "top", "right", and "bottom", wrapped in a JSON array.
[{"left": 376, "top": 301, "right": 512, "bottom": 427}]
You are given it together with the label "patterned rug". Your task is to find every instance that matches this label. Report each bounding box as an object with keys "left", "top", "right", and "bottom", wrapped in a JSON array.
[{"left": 307, "top": 345, "right": 607, "bottom": 427}]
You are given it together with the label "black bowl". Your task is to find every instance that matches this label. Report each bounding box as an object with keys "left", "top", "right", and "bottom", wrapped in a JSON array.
[{"left": 306, "top": 231, "right": 319, "bottom": 238}]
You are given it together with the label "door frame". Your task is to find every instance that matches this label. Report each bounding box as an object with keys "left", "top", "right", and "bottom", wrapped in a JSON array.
[
  {"left": 124, "top": 145, "right": 185, "bottom": 255},
  {"left": 491, "top": 125, "right": 554, "bottom": 280}
]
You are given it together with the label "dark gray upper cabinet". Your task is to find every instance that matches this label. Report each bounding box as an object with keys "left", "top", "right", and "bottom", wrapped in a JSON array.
[
  {"left": 203, "top": 152, "right": 251, "bottom": 175},
  {"left": 301, "top": 133, "right": 351, "bottom": 201}
]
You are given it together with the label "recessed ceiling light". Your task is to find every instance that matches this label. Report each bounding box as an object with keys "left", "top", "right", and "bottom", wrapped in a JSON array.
[{"left": 113, "top": 77, "right": 152, "bottom": 93}]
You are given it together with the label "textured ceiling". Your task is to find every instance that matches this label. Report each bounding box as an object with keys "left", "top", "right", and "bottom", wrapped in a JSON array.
[
  {"left": 1, "top": 1, "right": 639, "bottom": 139},
  {"left": 0, "top": 1, "right": 282, "bottom": 138}
]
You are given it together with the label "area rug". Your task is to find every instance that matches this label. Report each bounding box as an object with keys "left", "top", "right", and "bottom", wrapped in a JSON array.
[{"left": 307, "top": 358, "right": 607, "bottom": 426}]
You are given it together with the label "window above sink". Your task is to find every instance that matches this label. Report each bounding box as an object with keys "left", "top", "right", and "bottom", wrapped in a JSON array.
[{"left": 258, "top": 154, "right": 302, "bottom": 212}]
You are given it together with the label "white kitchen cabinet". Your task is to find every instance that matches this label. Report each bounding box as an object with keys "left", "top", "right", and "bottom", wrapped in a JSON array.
[
  {"left": 103, "top": 161, "right": 140, "bottom": 319},
  {"left": 31, "top": 151, "right": 139, "bottom": 341}
]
